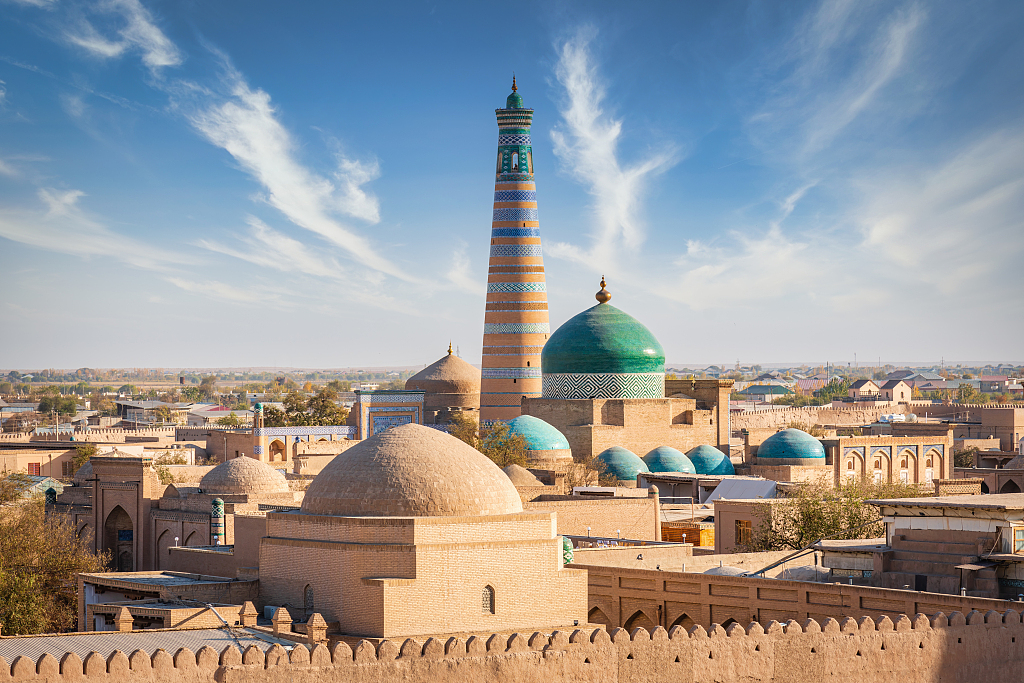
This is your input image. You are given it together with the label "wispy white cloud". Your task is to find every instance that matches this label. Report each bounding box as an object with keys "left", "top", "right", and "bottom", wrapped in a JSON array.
[
  {"left": 165, "top": 277, "right": 268, "bottom": 305},
  {"left": 196, "top": 216, "right": 345, "bottom": 280},
  {"left": 750, "top": 0, "right": 926, "bottom": 160},
  {"left": 64, "top": 0, "right": 182, "bottom": 73},
  {"left": 859, "top": 128, "right": 1024, "bottom": 294},
  {"left": 0, "top": 188, "right": 186, "bottom": 269},
  {"left": 182, "top": 58, "right": 409, "bottom": 281},
  {"left": 546, "top": 26, "right": 677, "bottom": 271},
  {"left": 443, "top": 243, "right": 482, "bottom": 295},
  {"left": 4, "top": 0, "right": 57, "bottom": 7}
]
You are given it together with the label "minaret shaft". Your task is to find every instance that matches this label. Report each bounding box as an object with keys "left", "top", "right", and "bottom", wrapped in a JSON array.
[{"left": 480, "top": 83, "right": 549, "bottom": 422}]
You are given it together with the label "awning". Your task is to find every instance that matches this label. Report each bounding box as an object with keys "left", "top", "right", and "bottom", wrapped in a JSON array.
[{"left": 955, "top": 561, "right": 998, "bottom": 571}]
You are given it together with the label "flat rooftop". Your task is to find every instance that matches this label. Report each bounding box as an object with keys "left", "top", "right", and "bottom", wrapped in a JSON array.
[
  {"left": 868, "top": 493, "right": 1024, "bottom": 511},
  {"left": 81, "top": 571, "right": 241, "bottom": 588},
  {"left": 0, "top": 627, "right": 293, "bottom": 661}
]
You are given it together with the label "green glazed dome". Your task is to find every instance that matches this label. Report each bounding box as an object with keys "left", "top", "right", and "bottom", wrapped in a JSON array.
[
  {"left": 758, "top": 429, "right": 825, "bottom": 461},
  {"left": 596, "top": 446, "right": 650, "bottom": 482},
  {"left": 642, "top": 446, "right": 696, "bottom": 474},
  {"left": 506, "top": 91, "right": 524, "bottom": 109},
  {"left": 686, "top": 445, "right": 734, "bottom": 475},
  {"left": 506, "top": 415, "right": 570, "bottom": 452},
  {"left": 542, "top": 303, "right": 665, "bottom": 374}
]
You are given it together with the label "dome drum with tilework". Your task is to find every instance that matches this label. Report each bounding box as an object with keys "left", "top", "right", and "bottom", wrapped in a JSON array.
[{"left": 541, "top": 280, "right": 665, "bottom": 400}]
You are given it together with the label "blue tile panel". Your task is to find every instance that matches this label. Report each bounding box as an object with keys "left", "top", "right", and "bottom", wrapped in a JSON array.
[
  {"left": 481, "top": 367, "right": 543, "bottom": 379},
  {"left": 355, "top": 393, "right": 423, "bottom": 404},
  {"left": 493, "top": 208, "right": 539, "bottom": 222},
  {"left": 491, "top": 228, "right": 542, "bottom": 238},
  {"left": 255, "top": 426, "right": 355, "bottom": 437},
  {"left": 541, "top": 372, "right": 664, "bottom": 399},
  {"left": 483, "top": 323, "right": 551, "bottom": 334},
  {"left": 497, "top": 134, "right": 532, "bottom": 145},
  {"left": 487, "top": 282, "right": 546, "bottom": 293},
  {"left": 493, "top": 191, "right": 537, "bottom": 203},
  {"left": 371, "top": 415, "right": 413, "bottom": 435},
  {"left": 489, "top": 244, "right": 542, "bottom": 258}
]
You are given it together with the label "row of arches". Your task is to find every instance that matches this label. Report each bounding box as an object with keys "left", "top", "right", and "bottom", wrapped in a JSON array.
[
  {"left": 589, "top": 607, "right": 704, "bottom": 633},
  {"left": 843, "top": 448, "right": 944, "bottom": 484},
  {"left": 266, "top": 436, "right": 333, "bottom": 462}
]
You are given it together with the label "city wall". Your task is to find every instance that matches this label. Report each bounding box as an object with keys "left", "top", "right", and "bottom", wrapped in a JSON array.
[
  {"left": 731, "top": 404, "right": 910, "bottom": 432},
  {"left": 579, "top": 564, "right": 1023, "bottom": 633},
  {"left": 5, "top": 611, "right": 1024, "bottom": 683}
]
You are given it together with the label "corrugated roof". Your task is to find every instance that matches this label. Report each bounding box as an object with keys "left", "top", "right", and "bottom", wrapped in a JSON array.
[
  {"left": 0, "top": 627, "right": 293, "bottom": 661},
  {"left": 707, "top": 478, "right": 777, "bottom": 502}
]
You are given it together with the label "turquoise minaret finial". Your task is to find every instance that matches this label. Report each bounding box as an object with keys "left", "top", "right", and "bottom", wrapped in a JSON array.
[{"left": 480, "top": 79, "right": 548, "bottom": 421}]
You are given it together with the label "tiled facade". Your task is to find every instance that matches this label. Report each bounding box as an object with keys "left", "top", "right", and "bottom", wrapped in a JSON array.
[{"left": 480, "top": 81, "right": 550, "bottom": 421}]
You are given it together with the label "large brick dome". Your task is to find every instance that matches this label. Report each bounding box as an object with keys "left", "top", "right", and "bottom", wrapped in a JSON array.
[
  {"left": 300, "top": 423, "right": 523, "bottom": 517},
  {"left": 200, "top": 456, "right": 289, "bottom": 495}
]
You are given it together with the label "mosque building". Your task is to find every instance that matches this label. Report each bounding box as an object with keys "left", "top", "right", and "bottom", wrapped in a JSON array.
[
  {"left": 479, "top": 78, "right": 551, "bottom": 421},
  {"left": 520, "top": 279, "right": 733, "bottom": 468}
]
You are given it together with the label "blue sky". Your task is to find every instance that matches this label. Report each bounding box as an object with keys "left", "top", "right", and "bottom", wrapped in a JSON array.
[{"left": 1, "top": 0, "right": 1022, "bottom": 369}]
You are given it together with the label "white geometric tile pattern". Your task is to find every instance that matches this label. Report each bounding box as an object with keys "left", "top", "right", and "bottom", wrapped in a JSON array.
[{"left": 541, "top": 373, "right": 664, "bottom": 399}]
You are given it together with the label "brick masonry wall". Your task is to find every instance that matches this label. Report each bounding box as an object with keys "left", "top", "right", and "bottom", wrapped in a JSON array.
[
  {"left": 579, "top": 564, "right": 1022, "bottom": 633},
  {"left": 523, "top": 497, "right": 659, "bottom": 540},
  {"left": 9, "top": 608, "right": 1024, "bottom": 683}
]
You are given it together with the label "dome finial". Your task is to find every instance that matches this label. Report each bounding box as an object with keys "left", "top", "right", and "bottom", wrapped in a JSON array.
[
  {"left": 447, "top": 340, "right": 453, "bottom": 355},
  {"left": 511, "top": 73, "right": 517, "bottom": 92},
  {"left": 596, "top": 276, "right": 611, "bottom": 304}
]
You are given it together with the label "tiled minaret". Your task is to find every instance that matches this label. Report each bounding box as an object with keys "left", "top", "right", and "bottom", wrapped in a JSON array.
[{"left": 480, "top": 77, "right": 550, "bottom": 422}]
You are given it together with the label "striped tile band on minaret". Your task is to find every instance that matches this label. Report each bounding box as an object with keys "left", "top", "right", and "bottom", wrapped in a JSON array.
[{"left": 480, "top": 76, "right": 550, "bottom": 422}]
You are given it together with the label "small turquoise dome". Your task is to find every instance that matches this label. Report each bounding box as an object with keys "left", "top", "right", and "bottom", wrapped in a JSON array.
[
  {"left": 506, "top": 90, "right": 524, "bottom": 109},
  {"left": 642, "top": 446, "right": 696, "bottom": 474},
  {"left": 758, "top": 429, "right": 826, "bottom": 461},
  {"left": 506, "top": 415, "right": 570, "bottom": 451},
  {"left": 543, "top": 304, "right": 665, "bottom": 375},
  {"left": 596, "top": 446, "right": 650, "bottom": 482},
  {"left": 686, "top": 445, "right": 734, "bottom": 475}
]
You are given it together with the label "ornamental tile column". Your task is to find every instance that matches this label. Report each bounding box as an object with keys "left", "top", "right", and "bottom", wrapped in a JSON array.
[{"left": 480, "top": 77, "right": 550, "bottom": 422}]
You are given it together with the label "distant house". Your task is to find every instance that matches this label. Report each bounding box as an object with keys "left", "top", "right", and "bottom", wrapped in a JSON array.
[
  {"left": 739, "top": 385, "right": 793, "bottom": 403},
  {"left": 848, "top": 380, "right": 879, "bottom": 400},
  {"left": 978, "top": 376, "right": 1010, "bottom": 393},
  {"left": 187, "top": 406, "right": 254, "bottom": 426},
  {"left": 886, "top": 370, "right": 916, "bottom": 381},
  {"left": 879, "top": 380, "right": 911, "bottom": 402}
]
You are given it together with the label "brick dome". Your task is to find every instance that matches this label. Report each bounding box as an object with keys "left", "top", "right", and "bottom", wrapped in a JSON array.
[
  {"left": 199, "top": 456, "right": 289, "bottom": 495},
  {"left": 301, "top": 423, "right": 523, "bottom": 517},
  {"left": 405, "top": 352, "right": 481, "bottom": 394}
]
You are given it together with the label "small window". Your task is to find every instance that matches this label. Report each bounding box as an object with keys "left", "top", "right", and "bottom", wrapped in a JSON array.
[
  {"left": 1014, "top": 528, "right": 1024, "bottom": 553},
  {"left": 847, "top": 460, "right": 854, "bottom": 470},
  {"left": 735, "top": 519, "right": 752, "bottom": 547},
  {"left": 482, "top": 585, "right": 495, "bottom": 614},
  {"left": 874, "top": 459, "right": 881, "bottom": 469},
  {"left": 27, "top": 462, "right": 40, "bottom": 476},
  {"left": 901, "top": 458, "right": 908, "bottom": 468},
  {"left": 304, "top": 584, "right": 314, "bottom": 611},
  {"left": 926, "top": 458, "right": 932, "bottom": 467}
]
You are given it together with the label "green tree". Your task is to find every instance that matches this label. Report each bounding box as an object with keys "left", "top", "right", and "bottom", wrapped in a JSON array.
[
  {"left": 953, "top": 447, "right": 978, "bottom": 469},
  {"left": 815, "top": 378, "right": 851, "bottom": 403},
  {"left": 263, "top": 405, "right": 287, "bottom": 427},
  {"left": 198, "top": 376, "right": 218, "bottom": 400},
  {"left": 957, "top": 384, "right": 979, "bottom": 404},
  {"left": 306, "top": 389, "right": 349, "bottom": 426},
  {"left": 37, "top": 395, "right": 78, "bottom": 416},
  {"left": 283, "top": 391, "right": 312, "bottom": 426},
  {"left": 215, "top": 412, "right": 243, "bottom": 427},
  {"left": 69, "top": 444, "right": 97, "bottom": 477},
  {"left": 445, "top": 414, "right": 527, "bottom": 468},
  {"left": 745, "top": 478, "right": 926, "bottom": 552},
  {"left": 0, "top": 475, "right": 107, "bottom": 634}
]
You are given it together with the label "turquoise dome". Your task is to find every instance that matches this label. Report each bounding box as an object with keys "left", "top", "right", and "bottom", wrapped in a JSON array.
[
  {"left": 642, "top": 446, "right": 696, "bottom": 474},
  {"left": 506, "top": 415, "right": 570, "bottom": 452},
  {"left": 506, "top": 90, "right": 524, "bottom": 109},
  {"left": 686, "top": 445, "right": 734, "bottom": 475},
  {"left": 758, "top": 429, "right": 826, "bottom": 461},
  {"left": 543, "top": 303, "right": 665, "bottom": 375},
  {"left": 596, "top": 446, "right": 650, "bottom": 482}
]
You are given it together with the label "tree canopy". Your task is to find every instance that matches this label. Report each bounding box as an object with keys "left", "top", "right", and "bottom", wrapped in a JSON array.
[{"left": 0, "top": 475, "right": 107, "bottom": 634}]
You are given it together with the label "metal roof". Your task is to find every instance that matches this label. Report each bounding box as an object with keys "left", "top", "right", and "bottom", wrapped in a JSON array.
[{"left": 0, "top": 627, "right": 294, "bottom": 661}]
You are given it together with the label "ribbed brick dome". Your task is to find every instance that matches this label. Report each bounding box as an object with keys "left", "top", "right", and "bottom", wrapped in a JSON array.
[
  {"left": 200, "top": 457, "right": 289, "bottom": 495},
  {"left": 301, "top": 423, "right": 524, "bottom": 517}
]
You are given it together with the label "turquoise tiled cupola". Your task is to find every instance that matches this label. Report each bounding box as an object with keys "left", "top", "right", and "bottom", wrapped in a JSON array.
[
  {"left": 541, "top": 278, "right": 665, "bottom": 399},
  {"left": 596, "top": 446, "right": 650, "bottom": 483},
  {"left": 686, "top": 445, "right": 734, "bottom": 475},
  {"left": 506, "top": 415, "right": 570, "bottom": 451},
  {"left": 756, "top": 428, "right": 826, "bottom": 465},
  {"left": 642, "top": 446, "right": 696, "bottom": 474}
]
